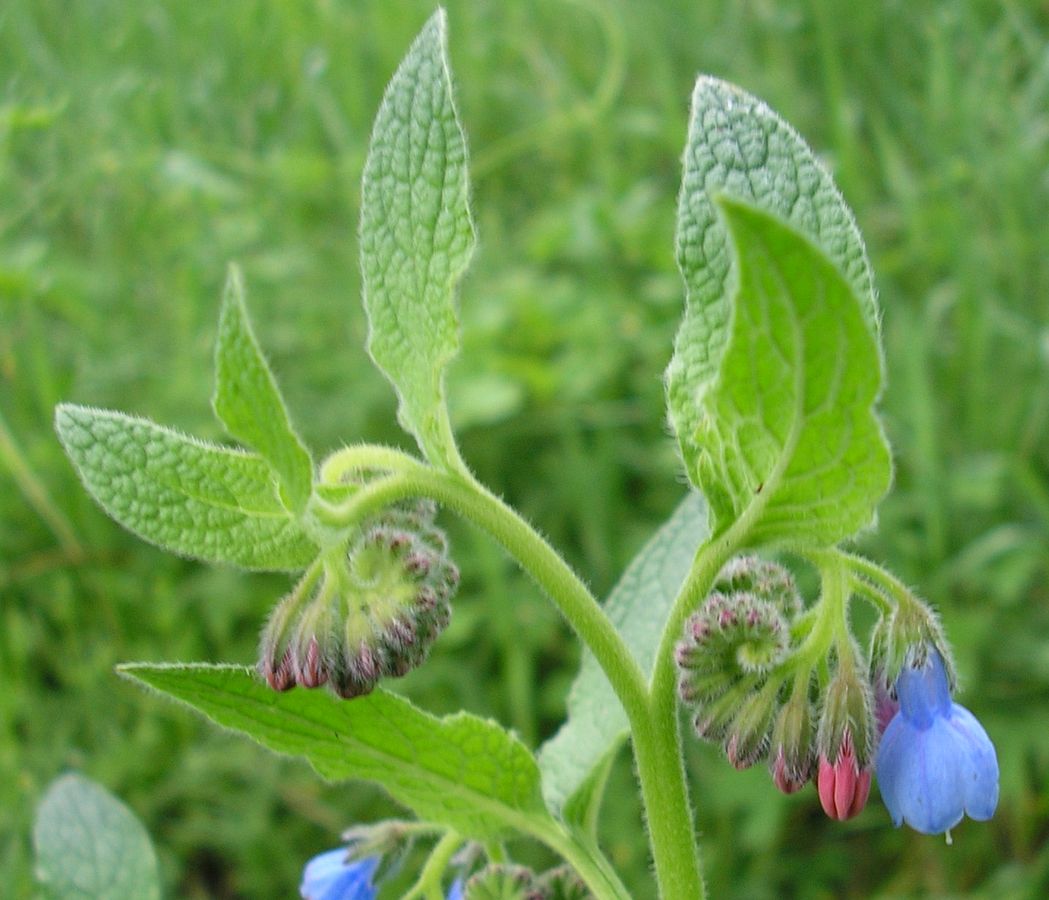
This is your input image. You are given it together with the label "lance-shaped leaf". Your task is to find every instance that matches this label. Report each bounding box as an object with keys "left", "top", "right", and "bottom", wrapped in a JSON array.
[
  {"left": 120, "top": 664, "right": 552, "bottom": 841},
  {"left": 55, "top": 404, "right": 316, "bottom": 570},
  {"left": 668, "top": 76, "right": 877, "bottom": 484},
  {"left": 213, "top": 264, "right": 313, "bottom": 514},
  {"left": 538, "top": 492, "right": 708, "bottom": 814},
  {"left": 695, "top": 198, "right": 891, "bottom": 546},
  {"left": 359, "top": 10, "right": 475, "bottom": 467},
  {"left": 34, "top": 773, "right": 161, "bottom": 900}
]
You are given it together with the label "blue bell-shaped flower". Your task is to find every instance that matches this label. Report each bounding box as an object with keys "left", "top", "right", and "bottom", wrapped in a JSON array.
[
  {"left": 300, "top": 849, "right": 379, "bottom": 900},
  {"left": 875, "top": 650, "right": 998, "bottom": 834}
]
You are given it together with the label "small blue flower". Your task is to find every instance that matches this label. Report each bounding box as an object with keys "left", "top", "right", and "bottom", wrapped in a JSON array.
[
  {"left": 300, "top": 849, "right": 379, "bottom": 900},
  {"left": 446, "top": 878, "right": 465, "bottom": 900},
  {"left": 876, "top": 651, "right": 999, "bottom": 834}
]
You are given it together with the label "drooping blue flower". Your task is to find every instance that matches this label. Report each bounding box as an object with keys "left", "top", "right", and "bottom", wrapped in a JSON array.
[
  {"left": 446, "top": 878, "right": 465, "bottom": 900},
  {"left": 876, "top": 651, "right": 999, "bottom": 834},
  {"left": 300, "top": 849, "right": 379, "bottom": 900}
]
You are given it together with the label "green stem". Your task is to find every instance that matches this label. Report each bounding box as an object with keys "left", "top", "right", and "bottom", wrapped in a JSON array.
[
  {"left": 640, "top": 527, "right": 744, "bottom": 900},
  {"left": 315, "top": 460, "right": 650, "bottom": 792},
  {"left": 319, "top": 443, "right": 422, "bottom": 483},
  {"left": 836, "top": 550, "right": 916, "bottom": 607},
  {"left": 403, "top": 831, "right": 462, "bottom": 900},
  {"left": 530, "top": 821, "right": 632, "bottom": 900}
]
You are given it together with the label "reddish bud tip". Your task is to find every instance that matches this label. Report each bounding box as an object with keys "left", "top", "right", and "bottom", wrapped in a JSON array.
[
  {"left": 771, "top": 747, "right": 808, "bottom": 794},
  {"left": 817, "top": 732, "right": 871, "bottom": 820}
]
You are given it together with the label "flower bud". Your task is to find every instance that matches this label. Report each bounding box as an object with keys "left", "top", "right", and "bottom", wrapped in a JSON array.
[
  {"left": 817, "top": 730, "right": 872, "bottom": 820},
  {"left": 677, "top": 591, "right": 789, "bottom": 686},
  {"left": 724, "top": 680, "right": 780, "bottom": 769},
  {"left": 871, "top": 596, "right": 955, "bottom": 692},
  {"left": 816, "top": 654, "right": 875, "bottom": 819},
  {"left": 464, "top": 865, "right": 543, "bottom": 900},
  {"left": 539, "top": 865, "right": 592, "bottom": 900},
  {"left": 258, "top": 500, "right": 459, "bottom": 698},
  {"left": 767, "top": 681, "right": 814, "bottom": 794},
  {"left": 713, "top": 555, "right": 802, "bottom": 620}
]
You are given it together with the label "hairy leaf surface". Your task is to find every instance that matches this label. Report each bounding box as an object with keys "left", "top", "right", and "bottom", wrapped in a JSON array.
[
  {"left": 55, "top": 404, "right": 316, "bottom": 570},
  {"left": 213, "top": 265, "right": 313, "bottom": 513},
  {"left": 697, "top": 198, "right": 891, "bottom": 545},
  {"left": 121, "top": 664, "right": 551, "bottom": 840},
  {"left": 669, "top": 76, "right": 877, "bottom": 483},
  {"left": 360, "top": 10, "right": 475, "bottom": 467}
]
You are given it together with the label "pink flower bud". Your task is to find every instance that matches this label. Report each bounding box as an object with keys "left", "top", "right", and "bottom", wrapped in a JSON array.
[{"left": 817, "top": 731, "right": 872, "bottom": 820}]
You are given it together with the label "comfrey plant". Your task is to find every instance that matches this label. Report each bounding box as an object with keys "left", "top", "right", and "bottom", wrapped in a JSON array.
[{"left": 51, "top": 11, "right": 997, "bottom": 899}]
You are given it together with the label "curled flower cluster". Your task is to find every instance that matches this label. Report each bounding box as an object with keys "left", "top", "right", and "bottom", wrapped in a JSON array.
[
  {"left": 676, "top": 557, "right": 805, "bottom": 774},
  {"left": 260, "top": 500, "right": 458, "bottom": 699},
  {"left": 677, "top": 555, "right": 1000, "bottom": 832}
]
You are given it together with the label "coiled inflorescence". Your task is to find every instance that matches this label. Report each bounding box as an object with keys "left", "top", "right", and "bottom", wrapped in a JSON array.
[{"left": 259, "top": 500, "right": 458, "bottom": 699}]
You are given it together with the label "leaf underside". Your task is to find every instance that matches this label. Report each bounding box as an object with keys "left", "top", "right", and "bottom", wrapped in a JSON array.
[
  {"left": 33, "top": 773, "right": 160, "bottom": 900},
  {"left": 538, "top": 492, "right": 709, "bottom": 814}
]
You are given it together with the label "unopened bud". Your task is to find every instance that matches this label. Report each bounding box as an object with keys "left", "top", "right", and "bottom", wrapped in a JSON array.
[
  {"left": 713, "top": 556, "right": 802, "bottom": 620},
  {"left": 724, "top": 680, "right": 779, "bottom": 769},
  {"left": 768, "top": 681, "right": 814, "bottom": 793},
  {"left": 817, "top": 730, "right": 872, "bottom": 820},
  {"left": 464, "top": 864, "right": 544, "bottom": 900},
  {"left": 258, "top": 500, "right": 458, "bottom": 698},
  {"left": 539, "top": 865, "right": 592, "bottom": 900}
]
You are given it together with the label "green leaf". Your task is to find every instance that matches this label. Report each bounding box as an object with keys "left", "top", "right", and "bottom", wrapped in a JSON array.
[
  {"left": 538, "top": 493, "right": 708, "bottom": 814},
  {"left": 34, "top": 773, "right": 160, "bottom": 900},
  {"left": 120, "top": 663, "right": 551, "bottom": 841},
  {"left": 213, "top": 264, "right": 313, "bottom": 513},
  {"left": 359, "top": 10, "right": 475, "bottom": 468},
  {"left": 668, "top": 76, "right": 878, "bottom": 484},
  {"left": 696, "top": 198, "right": 892, "bottom": 546},
  {"left": 55, "top": 404, "right": 316, "bottom": 570}
]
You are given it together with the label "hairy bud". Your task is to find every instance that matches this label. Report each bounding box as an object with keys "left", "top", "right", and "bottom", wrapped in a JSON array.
[
  {"left": 258, "top": 500, "right": 458, "bottom": 698},
  {"left": 464, "top": 865, "right": 544, "bottom": 900},
  {"left": 768, "top": 681, "right": 814, "bottom": 793},
  {"left": 713, "top": 555, "right": 802, "bottom": 620},
  {"left": 539, "top": 865, "right": 592, "bottom": 900}
]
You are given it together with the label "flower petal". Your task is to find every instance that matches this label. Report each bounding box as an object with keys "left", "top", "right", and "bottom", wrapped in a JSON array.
[
  {"left": 947, "top": 704, "right": 999, "bottom": 821},
  {"left": 896, "top": 651, "right": 951, "bottom": 728}
]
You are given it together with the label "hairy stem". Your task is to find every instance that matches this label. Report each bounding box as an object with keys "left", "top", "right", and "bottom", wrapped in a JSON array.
[{"left": 403, "top": 831, "right": 463, "bottom": 900}]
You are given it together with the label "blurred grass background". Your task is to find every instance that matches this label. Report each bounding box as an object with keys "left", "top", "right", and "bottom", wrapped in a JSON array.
[{"left": 2, "top": 0, "right": 1048, "bottom": 896}]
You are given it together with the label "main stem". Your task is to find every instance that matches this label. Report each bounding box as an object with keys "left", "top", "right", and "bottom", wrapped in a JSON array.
[
  {"left": 640, "top": 527, "right": 743, "bottom": 900},
  {"left": 319, "top": 455, "right": 740, "bottom": 898}
]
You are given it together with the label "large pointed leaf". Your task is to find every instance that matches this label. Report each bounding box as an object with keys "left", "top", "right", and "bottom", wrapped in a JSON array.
[
  {"left": 120, "top": 664, "right": 552, "bottom": 841},
  {"left": 695, "top": 198, "right": 892, "bottom": 545},
  {"left": 55, "top": 404, "right": 316, "bottom": 570},
  {"left": 668, "top": 76, "right": 877, "bottom": 485},
  {"left": 359, "top": 10, "right": 475, "bottom": 467}
]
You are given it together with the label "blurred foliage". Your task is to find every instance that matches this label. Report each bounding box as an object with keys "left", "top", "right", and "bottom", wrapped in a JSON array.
[{"left": 2, "top": 0, "right": 1048, "bottom": 897}]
